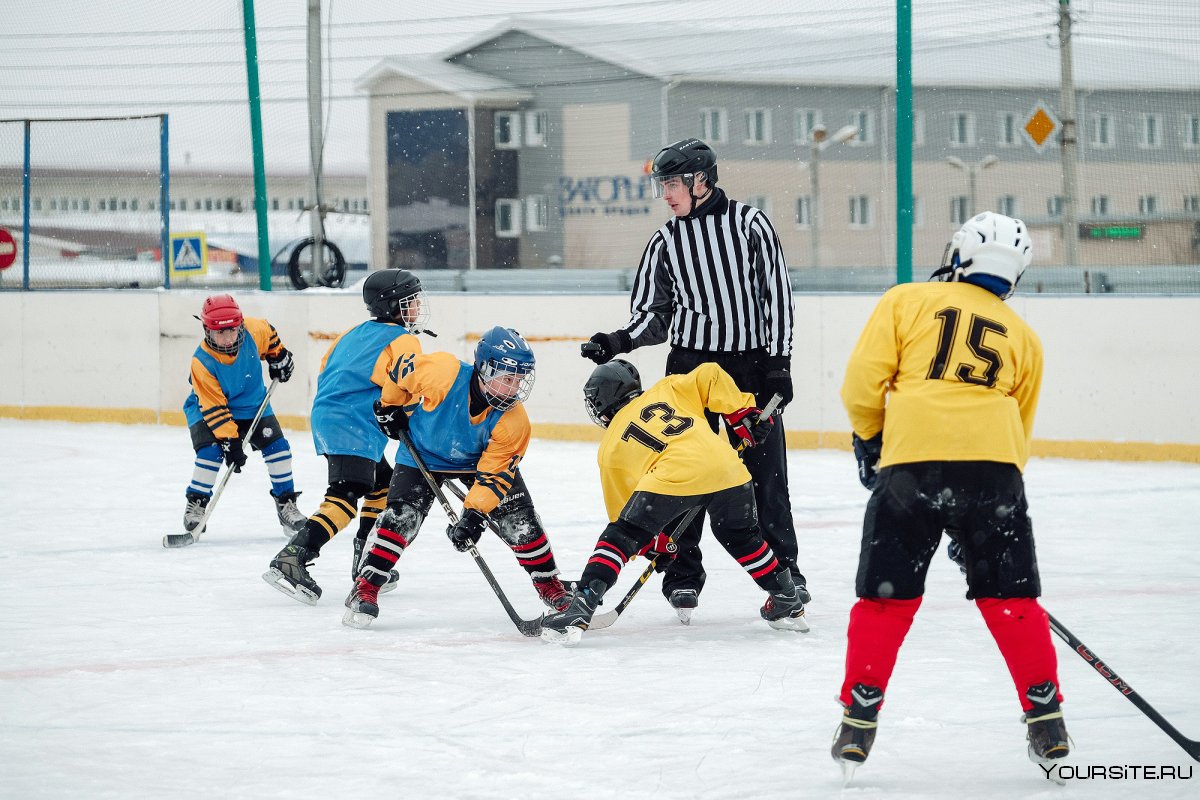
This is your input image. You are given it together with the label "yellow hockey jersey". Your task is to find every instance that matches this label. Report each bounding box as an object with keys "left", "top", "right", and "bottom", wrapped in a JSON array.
[
  {"left": 841, "top": 280, "right": 1043, "bottom": 471},
  {"left": 597, "top": 362, "right": 756, "bottom": 522}
]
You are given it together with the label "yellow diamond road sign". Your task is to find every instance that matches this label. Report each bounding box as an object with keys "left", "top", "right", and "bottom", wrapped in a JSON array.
[{"left": 1024, "top": 103, "right": 1059, "bottom": 153}]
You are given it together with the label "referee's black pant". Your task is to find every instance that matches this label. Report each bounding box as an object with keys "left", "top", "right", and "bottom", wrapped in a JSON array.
[{"left": 661, "top": 347, "right": 801, "bottom": 599}]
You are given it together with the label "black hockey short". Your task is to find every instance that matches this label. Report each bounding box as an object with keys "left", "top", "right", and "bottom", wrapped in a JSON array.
[
  {"left": 620, "top": 482, "right": 758, "bottom": 543},
  {"left": 855, "top": 461, "right": 1041, "bottom": 601},
  {"left": 386, "top": 464, "right": 537, "bottom": 526},
  {"left": 326, "top": 454, "right": 393, "bottom": 495},
  {"left": 189, "top": 415, "right": 285, "bottom": 452}
]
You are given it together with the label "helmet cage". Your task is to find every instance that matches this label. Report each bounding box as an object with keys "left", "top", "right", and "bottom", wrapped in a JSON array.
[
  {"left": 200, "top": 295, "right": 244, "bottom": 355},
  {"left": 474, "top": 327, "right": 536, "bottom": 412}
]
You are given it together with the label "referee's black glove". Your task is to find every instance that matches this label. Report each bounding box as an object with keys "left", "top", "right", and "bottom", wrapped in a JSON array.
[
  {"left": 581, "top": 330, "right": 631, "bottom": 365},
  {"left": 763, "top": 356, "right": 793, "bottom": 409}
]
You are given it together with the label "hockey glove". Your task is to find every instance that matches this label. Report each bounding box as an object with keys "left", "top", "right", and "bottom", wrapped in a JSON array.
[
  {"left": 852, "top": 432, "right": 883, "bottom": 491},
  {"left": 763, "top": 356, "right": 794, "bottom": 410},
  {"left": 447, "top": 509, "right": 487, "bottom": 553},
  {"left": 267, "top": 348, "right": 295, "bottom": 383},
  {"left": 219, "top": 438, "right": 247, "bottom": 472},
  {"left": 373, "top": 399, "right": 409, "bottom": 439},
  {"left": 724, "top": 406, "right": 774, "bottom": 449},
  {"left": 635, "top": 532, "right": 677, "bottom": 573},
  {"left": 581, "top": 330, "right": 631, "bottom": 365}
]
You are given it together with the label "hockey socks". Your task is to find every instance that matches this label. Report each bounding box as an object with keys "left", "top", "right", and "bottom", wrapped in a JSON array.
[
  {"left": 976, "top": 597, "right": 1062, "bottom": 712},
  {"left": 840, "top": 597, "right": 922, "bottom": 706}
]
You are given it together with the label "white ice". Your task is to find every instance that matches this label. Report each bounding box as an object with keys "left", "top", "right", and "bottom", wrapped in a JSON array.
[{"left": 2, "top": 419, "right": 1198, "bottom": 799}]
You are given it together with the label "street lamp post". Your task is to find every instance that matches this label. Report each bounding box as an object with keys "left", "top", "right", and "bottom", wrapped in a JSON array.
[
  {"left": 945, "top": 154, "right": 999, "bottom": 218},
  {"left": 809, "top": 123, "right": 858, "bottom": 267}
]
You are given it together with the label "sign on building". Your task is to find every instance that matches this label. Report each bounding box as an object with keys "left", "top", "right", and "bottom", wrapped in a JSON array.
[{"left": 1023, "top": 103, "right": 1060, "bottom": 153}]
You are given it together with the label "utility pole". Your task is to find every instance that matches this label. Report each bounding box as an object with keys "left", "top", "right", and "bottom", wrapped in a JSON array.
[
  {"left": 1059, "top": 0, "right": 1080, "bottom": 266},
  {"left": 307, "top": 0, "right": 326, "bottom": 266}
]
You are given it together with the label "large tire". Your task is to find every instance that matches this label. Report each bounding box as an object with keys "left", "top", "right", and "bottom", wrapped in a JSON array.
[{"left": 287, "top": 237, "right": 346, "bottom": 290}]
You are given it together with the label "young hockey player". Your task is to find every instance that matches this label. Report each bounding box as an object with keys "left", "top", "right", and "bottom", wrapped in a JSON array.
[
  {"left": 833, "top": 212, "right": 1066, "bottom": 782},
  {"left": 540, "top": 359, "right": 807, "bottom": 646},
  {"left": 179, "top": 294, "right": 304, "bottom": 543},
  {"left": 342, "top": 326, "right": 571, "bottom": 628},
  {"left": 263, "top": 269, "right": 428, "bottom": 605}
]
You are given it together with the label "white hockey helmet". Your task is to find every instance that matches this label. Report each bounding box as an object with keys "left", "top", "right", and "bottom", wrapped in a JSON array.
[{"left": 939, "top": 211, "right": 1033, "bottom": 299}]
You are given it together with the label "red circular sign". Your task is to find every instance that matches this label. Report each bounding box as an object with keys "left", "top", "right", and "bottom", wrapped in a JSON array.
[{"left": 0, "top": 228, "right": 16, "bottom": 270}]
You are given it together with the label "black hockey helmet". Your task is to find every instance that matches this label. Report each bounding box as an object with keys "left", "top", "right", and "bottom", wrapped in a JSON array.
[
  {"left": 649, "top": 138, "right": 718, "bottom": 198},
  {"left": 583, "top": 359, "right": 643, "bottom": 428},
  {"left": 363, "top": 268, "right": 427, "bottom": 328}
]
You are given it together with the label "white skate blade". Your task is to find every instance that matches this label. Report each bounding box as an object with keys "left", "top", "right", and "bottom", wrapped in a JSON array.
[
  {"left": 767, "top": 613, "right": 810, "bottom": 632},
  {"left": 540, "top": 625, "right": 584, "bottom": 647},
  {"left": 839, "top": 759, "right": 860, "bottom": 785},
  {"left": 341, "top": 608, "right": 376, "bottom": 629},
  {"left": 675, "top": 606, "right": 694, "bottom": 625},
  {"left": 162, "top": 532, "right": 196, "bottom": 548},
  {"left": 1029, "top": 750, "right": 1068, "bottom": 785},
  {"left": 261, "top": 568, "right": 320, "bottom": 606}
]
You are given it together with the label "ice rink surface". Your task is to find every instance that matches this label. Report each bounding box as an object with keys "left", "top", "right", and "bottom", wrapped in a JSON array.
[{"left": 2, "top": 419, "right": 1198, "bottom": 799}]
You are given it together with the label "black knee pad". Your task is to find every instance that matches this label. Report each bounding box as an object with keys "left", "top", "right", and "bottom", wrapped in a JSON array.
[{"left": 492, "top": 505, "right": 545, "bottom": 546}]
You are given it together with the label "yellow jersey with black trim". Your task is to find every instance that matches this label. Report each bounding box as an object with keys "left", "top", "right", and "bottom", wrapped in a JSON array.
[
  {"left": 841, "top": 281, "right": 1043, "bottom": 471},
  {"left": 597, "top": 362, "right": 756, "bottom": 523}
]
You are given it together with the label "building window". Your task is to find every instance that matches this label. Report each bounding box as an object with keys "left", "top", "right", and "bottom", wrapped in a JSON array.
[
  {"left": 794, "top": 109, "right": 822, "bottom": 144},
  {"left": 1138, "top": 195, "right": 1157, "bottom": 215},
  {"left": 495, "top": 199, "right": 521, "bottom": 237},
  {"left": 1047, "top": 195, "right": 1063, "bottom": 217},
  {"left": 1091, "top": 114, "right": 1114, "bottom": 148},
  {"left": 525, "top": 195, "right": 548, "bottom": 232},
  {"left": 271, "top": 198, "right": 279, "bottom": 210},
  {"left": 1138, "top": 113, "right": 1163, "bottom": 148},
  {"left": 997, "top": 195, "right": 1018, "bottom": 217},
  {"left": 849, "top": 195, "right": 872, "bottom": 227},
  {"left": 950, "top": 112, "right": 975, "bottom": 147},
  {"left": 81, "top": 199, "right": 89, "bottom": 212},
  {"left": 912, "top": 110, "right": 925, "bottom": 147},
  {"left": 1091, "top": 195, "right": 1110, "bottom": 216},
  {"left": 951, "top": 196, "right": 969, "bottom": 224},
  {"left": 913, "top": 195, "right": 924, "bottom": 228},
  {"left": 700, "top": 108, "right": 727, "bottom": 143},
  {"left": 524, "top": 110, "right": 547, "bottom": 147},
  {"left": 744, "top": 194, "right": 771, "bottom": 215},
  {"left": 130, "top": 199, "right": 139, "bottom": 211},
  {"left": 745, "top": 109, "right": 771, "bottom": 144},
  {"left": 1184, "top": 195, "right": 1200, "bottom": 213},
  {"left": 147, "top": 200, "right": 155, "bottom": 210},
  {"left": 1184, "top": 114, "right": 1200, "bottom": 148},
  {"left": 999, "top": 112, "right": 1019, "bottom": 147},
  {"left": 495, "top": 112, "right": 520, "bottom": 149},
  {"left": 32, "top": 198, "right": 42, "bottom": 211},
  {"left": 193, "top": 200, "right": 201, "bottom": 210},
  {"left": 848, "top": 110, "right": 873, "bottom": 145},
  {"left": 795, "top": 195, "right": 812, "bottom": 227}
]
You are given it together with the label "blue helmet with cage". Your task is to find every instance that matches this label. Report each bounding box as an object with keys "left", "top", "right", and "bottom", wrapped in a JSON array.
[{"left": 473, "top": 326, "right": 536, "bottom": 411}]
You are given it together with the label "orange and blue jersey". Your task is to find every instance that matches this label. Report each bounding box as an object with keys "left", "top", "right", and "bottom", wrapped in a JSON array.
[
  {"left": 311, "top": 319, "right": 421, "bottom": 461},
  {"left": 183, "top": 317, "right": 284, "bottom": 439},
  {"left": 381, "top": 351, "right": 530, "bottom": 515}
]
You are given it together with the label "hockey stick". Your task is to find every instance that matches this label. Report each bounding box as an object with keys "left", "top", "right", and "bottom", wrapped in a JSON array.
[
  {"left": 1048, "top": 612, "right": 1200, "bottom": 761},
  {"left": 396, "top": 428, "right": 544, "bottom": 637},
  {"left": 163, "top": 379, "right": 280, "bottom": 548},
  {"left": 589, "top": 393, "right": 784, "bottom": 631}
]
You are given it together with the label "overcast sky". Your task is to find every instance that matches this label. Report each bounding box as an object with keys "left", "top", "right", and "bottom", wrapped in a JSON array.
[{"left": 3, "top": 0, "right": 1197, "bottom": 174}]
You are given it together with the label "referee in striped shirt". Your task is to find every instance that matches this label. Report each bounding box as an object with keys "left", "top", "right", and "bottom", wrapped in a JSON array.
[{"left": 582, "top": 137, "right": 809, "bottom": 616}]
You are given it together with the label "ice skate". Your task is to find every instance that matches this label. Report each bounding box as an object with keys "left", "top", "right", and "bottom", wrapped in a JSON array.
[
  {"left": 831, "top": 683, "right": 883, "bottom": 785},
  {"left": 351, "top": 536, "right": 399, "bottom": 596},
  {"left": 533, "top": 576, "right": 571, "bottom": 611},
  {"left": 1023, "top": 681, "right": 1069, "bottom": 783},
  {"left": 760, "top": 572, "right": 810, "bottom": 632},
  {"left": 342, "top": 577, "right": 381, "bottom": 629},
  {"left": 164, "top": 493, "right": 210, "bottom": 547},
  {"left": 668, "top": 588, "right": 699, "bottom": 624},
  {"left": 272, "top": 491, "right": 307, "bottom": 536},
  {"left": 541, "top": 579, "right": 605, "bottom": 646},
  {"left": 262, "top": 544, "right": 322, "bottom": 605}
]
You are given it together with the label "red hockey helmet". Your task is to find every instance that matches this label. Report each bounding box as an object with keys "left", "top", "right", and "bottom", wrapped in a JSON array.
[{"left": 200, "top": 294, "right": 243, "bottom": 330}]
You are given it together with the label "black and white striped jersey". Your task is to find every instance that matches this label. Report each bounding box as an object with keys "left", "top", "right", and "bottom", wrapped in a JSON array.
[{"left": 620, "top": 190, "right": 794, "bottom": 358}]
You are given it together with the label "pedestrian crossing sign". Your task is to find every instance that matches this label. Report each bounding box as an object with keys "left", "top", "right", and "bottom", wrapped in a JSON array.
[{"left": 170, "top": 231, "right": 208, "bottom": 277}]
